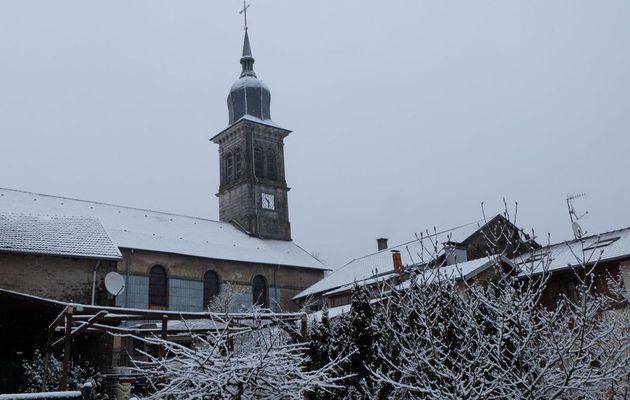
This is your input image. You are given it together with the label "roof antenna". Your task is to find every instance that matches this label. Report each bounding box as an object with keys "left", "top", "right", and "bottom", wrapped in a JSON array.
[
  {"left": 566, "top": 193, "right": 588, "bottom": 239},
  {"left": 239, "top": 0, "right": 251, "bottom": 31}
]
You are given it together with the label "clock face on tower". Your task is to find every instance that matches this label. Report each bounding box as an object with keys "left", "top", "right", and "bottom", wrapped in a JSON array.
[{"left": 261, "top": 193, "right": 275, "bottom": 210}]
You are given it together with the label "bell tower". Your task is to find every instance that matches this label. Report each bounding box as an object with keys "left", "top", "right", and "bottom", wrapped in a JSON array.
[{"left": 211, "top": 30, "right": 292, "bottom": 241}]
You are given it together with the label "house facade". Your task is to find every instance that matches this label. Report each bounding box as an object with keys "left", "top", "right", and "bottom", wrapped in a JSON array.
[
  {"left": 295, "top": 215, "right": 537, "bottom": 311},
  {"left": 296, "top": 214, "right": 630, "bottom": 317}
]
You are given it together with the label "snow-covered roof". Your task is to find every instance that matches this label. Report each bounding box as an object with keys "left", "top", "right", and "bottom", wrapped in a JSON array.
[
  {"left": 0, "top": 188, "right": 326, "bottom": 270},
  {"left": 0, "top": 391, "right": 82, "bottom": 399},
  {"left": 211, "top": 114, "right": 290, "bottom": 142},
  {"left": 514, "top": 226, "right": 630, "bottom": 275},
  {"left": 294, "top": 219, "right": 490, "bottom": 300},
  {"left": 307, "top": 255, "right": 512, "bottom": 322},
  {"left": 237, "top": 114, "right": 287, "bottom": 130},
  {"left": 307, "top": 303, "right": 351, "bottom": 323},
  {"left": 134, "top": 319, "right": 228, "bottom": 332},
  {"left": 0, "top": 213, "right": 121, "bottom": 260},
  {"left": 396, "top": 255, "right": 513, "bottom": 290}
]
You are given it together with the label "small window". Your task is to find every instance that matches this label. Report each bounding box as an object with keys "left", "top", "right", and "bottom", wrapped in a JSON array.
[
  {"left": 252, "top": 275, "right": 268, "bottom": 308},
  {"left": 224, "top": 152, "right": 234, "bottom": 183},
  {"left": 149, "top": 265, "right": 168, "bottom": 307},
  {"left": 254, "top": 147, "right": 264, "bottom": 177},
  {"left": 266, "top": 149, "right": 277, "bottom": 180},
  {"left": 203, "top": 270, "right": 220, "bottom": 307},
  {"left": 563, "top": 281, "right": 579, "bottom": 302}
]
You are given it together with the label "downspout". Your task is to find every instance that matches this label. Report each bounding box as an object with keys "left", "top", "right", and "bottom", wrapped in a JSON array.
[
  {"left": 125, "top": 249, "right": 134, "bottom": 308},
  {"left": 91, "top": 260, "right": 101, "bottom": 305}
]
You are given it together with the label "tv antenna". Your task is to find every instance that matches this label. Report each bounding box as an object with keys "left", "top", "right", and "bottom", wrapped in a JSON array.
[{"left": 566, "top": 193, "right": 588, "bottom": 239}]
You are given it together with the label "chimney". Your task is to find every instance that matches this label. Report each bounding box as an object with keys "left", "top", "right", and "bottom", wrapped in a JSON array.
[
  {"left": 391, "top": 250, "right": 403, "bottom": 274},
  {"left": 444, "top": 242, "right": 468, "bottom": 266},
  {"left": 377, "top": 238, "right": 388, "bottom": 251}
]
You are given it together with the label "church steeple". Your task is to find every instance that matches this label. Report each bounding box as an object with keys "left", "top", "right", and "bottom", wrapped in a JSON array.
[
  {"left": 227, "top": 30, "right": 272, "bottom": 124},
  {"left": 240, "top": 31, "right": 256, "bottom": 78},
  {"left": 212, "top": 18, "right": 293, "bottom": 241}
]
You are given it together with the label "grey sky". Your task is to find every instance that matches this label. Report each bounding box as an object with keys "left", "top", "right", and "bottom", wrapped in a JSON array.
[{"left": 1, "top": 1, "right": 629, "bottom": 268}]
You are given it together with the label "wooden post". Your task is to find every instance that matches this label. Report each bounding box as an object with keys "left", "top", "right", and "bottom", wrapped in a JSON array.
[
  {"left": 60, "top": 307, "right": 74, "bottom": 391},
  {"left": 227, "top": 335, "right": 234, "bottom": 353},
  {"left": 81, "top": 381, "right": 93, "bottom": 400},
  {"left": 159, "top": 315, "right": 168, "bottom": 359},
  {"left": 42, "top": 340, "right": 51, "bottom": 391},
  {"left": 44, "top": 306, "right": 69, "bottom": 391},
  {"left": 300, "top": 316, "right": 307, "bottom": 340}
]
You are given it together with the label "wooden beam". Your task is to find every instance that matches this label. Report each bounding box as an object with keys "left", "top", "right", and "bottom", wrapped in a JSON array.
[
  {"left": 60, "top": 311, "right": 73, "bottom": 391},
  {"left": 159, "top": 315, "right": 168, "bottom": 359},
  {"left": 72, "top": 304, "right": 305, "bottom": 320},
  {"left": 48, "top": 305, "right": 69, "bottom": 332},
  {"left": 51, "top": 311, "right": 107, "bottom": 349},
  {"left": 70, "top": 311, "right": 107, "bottom": 339}
]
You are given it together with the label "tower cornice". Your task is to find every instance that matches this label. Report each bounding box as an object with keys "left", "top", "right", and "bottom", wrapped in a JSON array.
[{"left": 211, "top": 117, "right": 291, "bottom": 144}]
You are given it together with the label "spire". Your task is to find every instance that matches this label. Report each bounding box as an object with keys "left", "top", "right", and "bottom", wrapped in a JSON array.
[
  {"left": 242, "top": 30, "right": 252, "bottom": 57},
  {"left": 239, "top": 31, "right": 256, "bottom": 78}
]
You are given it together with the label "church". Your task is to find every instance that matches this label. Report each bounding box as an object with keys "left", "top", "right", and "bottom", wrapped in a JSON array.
[{"left": 0, "top": 29, "right": 327, "bottom": 314}]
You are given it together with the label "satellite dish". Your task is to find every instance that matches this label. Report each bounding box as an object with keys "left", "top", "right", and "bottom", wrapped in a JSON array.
[
  {"left": 104, "top": 272, "right": 126, "bottom": 296},
  {"left": 572, "top": 221, "right": 583, "bottom": 238}
]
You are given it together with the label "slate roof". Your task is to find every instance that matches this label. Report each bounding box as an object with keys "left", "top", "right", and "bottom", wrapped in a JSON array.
[
  {"left": 293, "top": 219, "right": 494, "bottom": 300},
  {"left": 0, "top": 188, "right": 325, "bottom": 270},
  {"left": 514, "top": 226, "right": 630, "bottom": 275},
  {"left": 0, "top": 213, "right": 121, "bottom": 260}
]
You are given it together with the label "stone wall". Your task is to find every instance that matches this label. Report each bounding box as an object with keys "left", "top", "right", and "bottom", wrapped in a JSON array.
[
  {"left": 115, "top": 248, "right": 324, "bottom": 312},
  {"left": 0, "top": 252, "right": 117, "bottom": 305},
  {"left": 214, "top": 120, "right": 292, "bottom": 241}
]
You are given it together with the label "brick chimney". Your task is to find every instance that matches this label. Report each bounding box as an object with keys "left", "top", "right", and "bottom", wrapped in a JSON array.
[
  {"left": 377, "top": 238, "right": 388, "bottom": 251},
  {"left": 391, "top": 250, "right": 403, "bottom": 274}
]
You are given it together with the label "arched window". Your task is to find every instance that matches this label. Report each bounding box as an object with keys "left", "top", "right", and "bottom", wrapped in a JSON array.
[
  {"left": 266, "top": 149, "right": 277, "bottom": 181},
  {"left": 203, "top": 270, "right": 220, "bottom": 307},
  {"left": 252, "top": 275, "right": 268, "bottom": 308},
  {"left": 149, "top": 265, "right": 168, "bottom": 308},
  {"left": 254, "top": 147, "right": 264, "bottom": 177},
  {"left": 224, "top": 152, "right": 234, "bottom": 183}
]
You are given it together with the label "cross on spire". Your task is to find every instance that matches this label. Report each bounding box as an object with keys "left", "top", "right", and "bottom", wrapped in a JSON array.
[{"left": 239, "top": 0, "right": 250, "bottom": 31}]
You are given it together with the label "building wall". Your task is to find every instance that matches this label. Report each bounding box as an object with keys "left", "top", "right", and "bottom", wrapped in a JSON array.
[
  {"left": 115, "top": 248, "right": 324, "bottom": 312},
  {"left": 540, "top": 261, "right": 623, "bottom": 309},
  {"left": 0, "top": 252, "right": 117, "bottom": 305}
]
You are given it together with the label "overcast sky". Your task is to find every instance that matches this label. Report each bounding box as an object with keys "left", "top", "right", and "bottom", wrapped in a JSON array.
[{"left": 1, "top": 1, "right": 629, "bottom": 268}]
